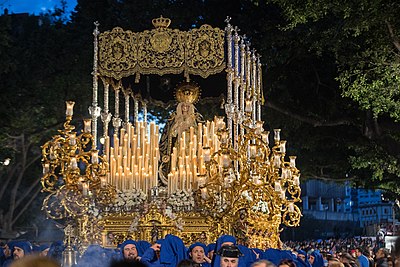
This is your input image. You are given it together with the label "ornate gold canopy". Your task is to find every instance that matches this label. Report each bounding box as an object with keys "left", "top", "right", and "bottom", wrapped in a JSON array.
[{"left": 97, "top": 17, "right": 225, "bottom": 82}]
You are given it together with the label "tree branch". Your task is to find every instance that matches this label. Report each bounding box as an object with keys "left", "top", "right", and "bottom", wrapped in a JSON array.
[
  {"left": 265, "top": 101, "right": 353, "bottom": 127},
  {"left": 12, "top": 187, "right": 41, "bottom": 225},
  {"left": 386, "top": 21, "right": 400, "bottom": 52},
  {"left": 15, "top": 178, "right": 40, "bottom": 209},
  {"left": 0, "top": 162, "right": 20, "bottom": 200}
]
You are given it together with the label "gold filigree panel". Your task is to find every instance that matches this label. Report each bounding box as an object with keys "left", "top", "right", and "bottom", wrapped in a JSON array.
[
  {"left": 99, "top": 211, "right": 216, "bottom": 247},
  {"left": 98, "top": 27, "right": 137, "bottom": 80},
  {"left": 97, "top": 24, "right": 225, "bottom": 81},
  {"left": 186, "top": 24, "right": 225, "bottom": 78},
  {"left": 137, "top": 28, "right": 185, "bottom": 75}
]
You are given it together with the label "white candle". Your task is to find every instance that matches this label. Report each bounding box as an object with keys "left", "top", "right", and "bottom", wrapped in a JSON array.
[
  {"left": 288, "top": 202, "right": 294, "bottom": 212},
  {"left": 245, "top": 99, "right": 252, "bottom": 113},
  {"left": 274, "top": 154, "right": 281, "bottom": 168},
  {"left": 69, "top": 133, "right": 76, "bottom": 145},
  {"left": 203, "top": 147, "right": 211, "bottom": 162},
  {"left": 274, "top": 129, "right": 281, "bottom": 143},
  {"left": 280, "top": 140, "right": 286, "bottom": 153},
  {"left": 280, "top": 189, "right": 286, "bottom": 199},
  {"left": 249, "top": 144, "right": 257, "bottom": 159},
  {"left": 70, "top": 157, "right": 78, "bottom": 170},
  {"left": 82, "top": 182, "right": 88, "bottom": 196},
  {"left": 261, "top": 131, "right": 269, "bottom": 144},
  {"left": 201, "top": 187, "right": 208, "bottom": 199},
  {"left": 43, "top": 163, "right": 50, "bottom": 174},
  {"left": 83, "top": 119, "right": 92, "bottom": 133},
  {"left": 91, "top": 151, "right": 99, "bottom": 164},
  {"left": 290, "top": 156, "right": 297, "bottom": 168},
  {"left": 65, "top": 101, "right": 75, "bottom": 116}
]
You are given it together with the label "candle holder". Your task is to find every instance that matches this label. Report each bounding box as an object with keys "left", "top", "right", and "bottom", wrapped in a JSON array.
[{"left": 41, "top": 101, "right": 116, "bottom": 249}]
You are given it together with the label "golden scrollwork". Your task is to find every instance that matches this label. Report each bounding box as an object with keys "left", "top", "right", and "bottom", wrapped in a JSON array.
[
  {"left": 137, "top": 27, "right": 185, "bottom": 75},
  {"left": 100, "top": 207, "right": 217, "bottom": 247},
  {"left": 185, "top": 24, "right": 225, "bottom": 78},
  {"left": 98, "top": 27, "right": 137, "bottom": 80},
  {"left": 97, "top": 17, "right": 225, "bottom": 81}
]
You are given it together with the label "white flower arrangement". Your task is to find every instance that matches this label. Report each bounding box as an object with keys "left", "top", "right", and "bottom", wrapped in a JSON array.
[
  {"left": 109, "top": 188, "right": 147, "bottom": 212},
  {"left": 167, "top": 189, "right": 195, "bottom": 210},
  {"left": 87, "top": 202, "right": 102, "bottom": 220},
  {"left": 252, "top": 200, "right": 270, "bottom": 214}
]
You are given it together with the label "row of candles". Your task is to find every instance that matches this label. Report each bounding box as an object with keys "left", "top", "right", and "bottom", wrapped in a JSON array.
[
  {"left": 104, "top": 121, "right": 159, "bottom": 193},
  {"left": 102, "top": 116, "right": 227, "bottom": 195},
  {"left": 166, "top": 117, "right": 226, "bottom": 195}
]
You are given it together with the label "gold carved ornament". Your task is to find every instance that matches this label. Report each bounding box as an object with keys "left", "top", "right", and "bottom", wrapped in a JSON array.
[
  {"left": 41, "top": 101, "right": 116, "bottom": 220},
  {"left": 97, "top": 16, "right": 225, "bottom": 82},
  {"left": 195, "top": 112, "right": 302, "bottom": 248}
]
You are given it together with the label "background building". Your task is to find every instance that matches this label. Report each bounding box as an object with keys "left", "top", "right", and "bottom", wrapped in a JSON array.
[{"left": 282, "top": 179, "right": 396, "bottom": 240}]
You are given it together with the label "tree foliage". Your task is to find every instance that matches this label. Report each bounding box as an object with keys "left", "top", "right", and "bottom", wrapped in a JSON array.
[{"left": 263, "top": 0, "right": 400, "bottom": 193}]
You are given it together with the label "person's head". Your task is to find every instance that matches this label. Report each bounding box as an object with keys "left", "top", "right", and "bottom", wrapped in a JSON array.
[
  {"left": 9, "top": 255, "right": 59, "bottom": 267},
  {"left": 328, "top": 258, "right": 344, "bottom": 267},
  {"left": 355, "top": 248, "right": 363, "bottom": 257},
  {"left": 251, "top": 259, "right": 276, "bottom": 267},
  {"left": 121, "top": 240, "right": 138, "bottom": 261},
  {"left": 388, "top": 256, "right": 394, "bottom": 267},
  {"left": 13, "top": 241, "right": 32, "bottom": 260},
  {"left": 221, "top": 256, "right": 239, "bottom": 267},
  {"left": 14, "top": 247, "right": 25, "bottom": 260},
  {"left": 39, "top": 244, "right": 50, "bottom": 257},
  {"left": 375, "top": 248, "right": 388, "bottom": 260},
  {"left": 278, "top": 259, "right": 296, "bottom": 267},
  {"left": 309, "top": 254, "right": 315, "bottom": 265},
  {"left": 188, "top": 243, "right": 207, "bottom": 264},
  {"left": 217, "top": 235, "right": 236, "bottom": 249},
  {"left": 218, "top": 245, "right": 242, "bottom": 267},
  {"left": 297, "top": 250, "right": 308, "bottom": 264},
  {"left": 297, "top": 254, "right": 306, "bottom": 262},
  {"left": 340, "top": 253, "right": 355, "bottom": 264}
]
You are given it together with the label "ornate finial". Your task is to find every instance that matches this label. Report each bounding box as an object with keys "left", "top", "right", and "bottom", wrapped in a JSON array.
[
  {"left": 175, "top": 81, "right": 201, "bottom": 104},
  {"left": 93, "top": 21, "right": 100, "bottom": 35},
  {"left": 152, "top": 16, "right": 171, "bottom": 29},
  {"left": 225, "top": 16, "right": 232, "bottom": 24},
  {"left": 246, "top": 39, "right": 251, "bottom": 48}
]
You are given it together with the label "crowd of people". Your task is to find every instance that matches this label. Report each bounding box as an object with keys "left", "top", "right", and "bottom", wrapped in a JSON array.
[{"left": 1, "top": 235, "right": 400, "bottom": 267}]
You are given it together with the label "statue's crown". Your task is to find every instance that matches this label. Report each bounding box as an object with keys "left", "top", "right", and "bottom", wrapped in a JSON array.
[
  {"left": 152, "top": 16, "right": 171, "bottom": 29},
  {"left": 175, "top": 82, "right": 201, "bottom": 104}
]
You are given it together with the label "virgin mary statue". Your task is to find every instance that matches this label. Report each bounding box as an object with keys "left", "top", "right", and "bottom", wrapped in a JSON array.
[{"left": 158, "top": 82, "right": 204, "bottom": 185}]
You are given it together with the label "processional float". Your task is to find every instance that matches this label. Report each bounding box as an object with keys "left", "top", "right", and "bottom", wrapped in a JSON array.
[{"left": 41, "top": 16, "right": 302, "bottom": 258}]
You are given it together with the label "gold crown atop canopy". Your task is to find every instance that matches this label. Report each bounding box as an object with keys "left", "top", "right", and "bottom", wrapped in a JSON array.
[
  {"left": 152, "top": 16, "right": 171, "bottom": 29},
  {"left": 175, "top": 82, "right": 201, "bottom": 104}
]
